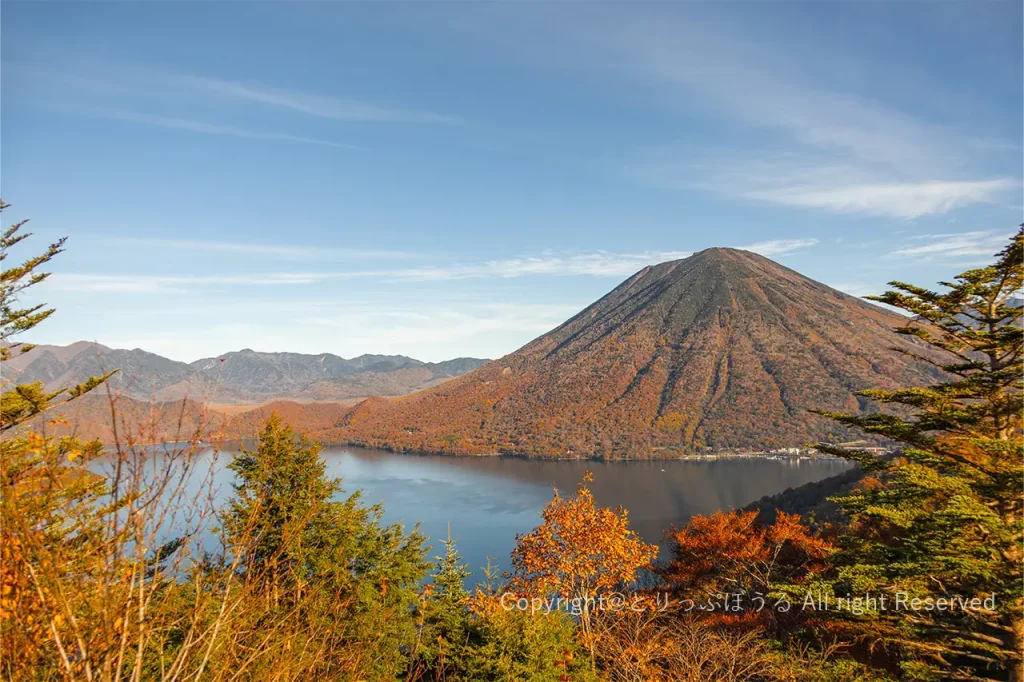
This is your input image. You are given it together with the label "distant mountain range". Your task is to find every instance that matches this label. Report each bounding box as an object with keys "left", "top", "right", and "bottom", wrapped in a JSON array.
[
  {"left": 5, "top": 342, "right": 489, "bottom": 405},
  {"left": 325, "top": 248, "right": 947, "bottom": 458}
]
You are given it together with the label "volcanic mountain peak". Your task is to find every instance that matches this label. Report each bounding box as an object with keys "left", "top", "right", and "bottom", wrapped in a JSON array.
[
  {"left": 331, "top": 250, "right": 942, "bottom": 459},
  {"left": 627, "top": 246, "right": 822, "bottom": 298},
  {"left": 522, "top": 247, "right": 890, "bottom": 366},
  {"left": 672, "top": 245, "right": 761, "bottom": 266}
]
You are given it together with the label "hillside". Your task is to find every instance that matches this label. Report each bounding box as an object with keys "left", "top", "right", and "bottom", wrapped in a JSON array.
[
  {"left": 325, "top": 248, "right": 945, "bottom": 458},
  {"left": 743, "top": 465, "right": 870, "bottom": 527},
  {"left": 220, "top": 400, "right": 355, "bottom": 441},
  {"left": 25, "top": 393, "right": 219, "bottom": 444},
  {"left": 6, "top": 344, "right": 488, "bottom": 405},
  {"left": 23, "top": 392, "right": 355, "bottom": 446}
]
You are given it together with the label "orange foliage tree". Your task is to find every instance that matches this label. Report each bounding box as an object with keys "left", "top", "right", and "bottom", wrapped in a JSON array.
[
  {"left": 663, "top": 510, "right": 832, "bottom": 632},
  {"left": 510, "top": 472, "right": 659, "bottom": 669}
]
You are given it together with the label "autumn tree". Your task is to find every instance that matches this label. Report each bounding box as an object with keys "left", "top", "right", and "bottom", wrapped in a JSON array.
[
  {"left": 510, "top": 472, "right": 658, "bottom": 670},
  {"left": 663, "top": 509, "right": 832, "bottom": 634},
  {"left": 0, "top": 201, "right": 122, "bottom": 676},
  {"left": 0, "top": 202, "right": 239, "bottom": 682},
  {"left": 816, "top": 228, "right": 1023, "bottom": 680}
]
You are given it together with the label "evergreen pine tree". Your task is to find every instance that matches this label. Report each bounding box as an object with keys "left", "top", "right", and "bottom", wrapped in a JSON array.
[
  {"left": 817, "top": 228, "right": 1023, "bottom": 681},
  {"left": 0, "top": 200, "right": 115, "bottom": 430},
  {"left": 223, "top": 413, "right": 339, "bottom": 601},
  {"left": 436, "top": 526, "right": 472, "bottom": 595},
  {"left": 417, "top": 525, "right": 473, "bottom": 679},
  {"left": 221, "top": 413, "right": 430, "bottom": 679}
]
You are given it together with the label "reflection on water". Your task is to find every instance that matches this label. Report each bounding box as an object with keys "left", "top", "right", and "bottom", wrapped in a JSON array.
[{"left": 129, "top": 447, "right": 852, "bottom": 583}]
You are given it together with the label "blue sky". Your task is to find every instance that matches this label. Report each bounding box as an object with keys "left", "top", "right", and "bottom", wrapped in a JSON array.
[{"left": 3, "top": 1, "right": 1021, "bottom": 362}]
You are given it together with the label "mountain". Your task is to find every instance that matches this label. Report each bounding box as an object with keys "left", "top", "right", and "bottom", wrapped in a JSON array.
[
  {"left": 7, "top": 343, "right": 194, "bottom": 396},
  {"left": 326, "top": 248, "right": 946, "bottom": 458},
  {"left": 220, "top": 400, "right": 355, "bottom": 440},
  {"left": 7, "top": 343, "right": 488, "bottom": 405},
  {"left": 22, "top": 393, "right": 217, "bottom": 444}
]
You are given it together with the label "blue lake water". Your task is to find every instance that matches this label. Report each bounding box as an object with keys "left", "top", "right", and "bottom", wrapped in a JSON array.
[{"left": 122, "top": 447, "right": 853, "bottom": 583}]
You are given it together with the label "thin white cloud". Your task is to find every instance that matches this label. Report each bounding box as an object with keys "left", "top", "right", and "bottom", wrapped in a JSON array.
[
  {"left": 629, "top": 155, "right": 1016, "bottom": 219},
  {"left": 176, "top": 74, "right": 460, "bottom": 125},
  {"left": 48, "top": 273, "right": 342, "bottom": 293},
  {"left": 114, "top": 238, "right": 417, "bottom": 261},
  {"left": 890, "top": 230, "right": 1017, "bottom": 260},
  {"left": 744, "top": 179, "right": 1017, "bottom": 219},
  {"left": 735, "top": 239, "right": 818, "bottom": 256},
  {"left": 91, "top": 108, "right": 352, "bottom": 148},
  {"left": 386, "top": 250, "right": 694, "bottom": 280},
  {"left": 10, "top": 60, "right": 458, "bottom": 129}
]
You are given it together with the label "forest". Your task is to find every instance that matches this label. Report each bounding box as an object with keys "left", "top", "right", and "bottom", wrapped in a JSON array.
[{"left": 2, "top": 205, "right": 1022, "bottom": 682}]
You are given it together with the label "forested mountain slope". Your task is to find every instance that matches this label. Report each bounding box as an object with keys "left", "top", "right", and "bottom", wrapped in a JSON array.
[{"left": 328, "top": 248, "right": 944, "bottom": 458}]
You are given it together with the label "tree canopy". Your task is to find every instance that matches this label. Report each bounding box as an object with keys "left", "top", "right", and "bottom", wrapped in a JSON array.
[{"left": 816, "top": 228, "right": 1023, "bottom": 681}]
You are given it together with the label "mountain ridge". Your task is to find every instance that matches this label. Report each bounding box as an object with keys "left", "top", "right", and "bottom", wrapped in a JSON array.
[{"left": 5, "top": 342, "right": 489, "bottom": 405}]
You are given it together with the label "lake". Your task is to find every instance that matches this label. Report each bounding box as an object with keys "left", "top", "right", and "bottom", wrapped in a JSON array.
[{"left": 139, "top": 447, "right": 854, "bottom": 583}]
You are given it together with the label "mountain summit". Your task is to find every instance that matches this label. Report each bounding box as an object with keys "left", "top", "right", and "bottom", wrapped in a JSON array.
[{"left": 332, "top": 248, "right": 943, "bottom": 457}]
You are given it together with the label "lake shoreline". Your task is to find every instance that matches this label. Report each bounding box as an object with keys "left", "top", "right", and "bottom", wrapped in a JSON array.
[{"left": 314, "top": 440, "right": 855, "bottom": 463}]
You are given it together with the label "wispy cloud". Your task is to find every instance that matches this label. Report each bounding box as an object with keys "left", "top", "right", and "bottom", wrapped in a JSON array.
[
  {"left": 890, "top": 230, "right": 1017, "bottom": 261},
  {"left": 10, "top": 59, "right": 459, "bottom": 149},
  {"left": 626, "top": 148, "right": 1015, "bottom": 220},
  {"left": 176, "top": 73, "right": 460, "bottom": 125},
  {"left": 92, "top": 108, "right": 352, "bottom": 148},
  {"left": 48, "top": 273, "right": 344, "bottom": 294},
  {"left": 743, "top": 178, "right": 1017, "bottom": 219},
  {"left": 114, "top": 238, "right": 417, "bottom": 261},
  {"left": 390, "top": 250, "right": 694, "bottom": 280},
  {"left": 734, "top": 239, "right": 818, "bottom": 256}
]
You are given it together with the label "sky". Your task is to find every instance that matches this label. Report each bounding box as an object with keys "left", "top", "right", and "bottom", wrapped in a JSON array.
[{"left": 2, "top": 1, "right": 1021, "bottom": 363}]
